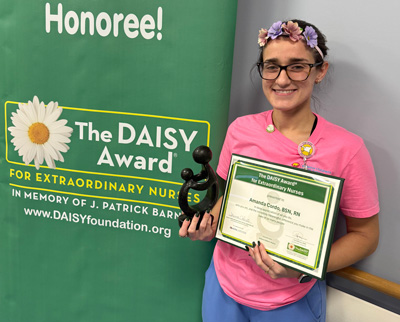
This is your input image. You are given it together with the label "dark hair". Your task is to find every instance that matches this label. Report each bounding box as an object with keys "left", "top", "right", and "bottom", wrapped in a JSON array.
[{"left": 257, "top": 19, "right": 329, "bottom": 65}]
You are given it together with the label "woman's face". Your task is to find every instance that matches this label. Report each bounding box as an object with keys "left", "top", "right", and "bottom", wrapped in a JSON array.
[{"left": 262, "top": 37, "right": 328, "bottom": 113}]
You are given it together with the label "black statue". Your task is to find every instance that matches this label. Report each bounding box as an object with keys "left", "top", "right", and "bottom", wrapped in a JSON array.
[{"left": 178, "top": 146, "right": 219, "bottom": 229}]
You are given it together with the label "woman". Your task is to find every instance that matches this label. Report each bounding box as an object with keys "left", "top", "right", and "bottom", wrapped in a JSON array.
[{"left": 179, "top": 19, "right": 379, "bottom": 322}]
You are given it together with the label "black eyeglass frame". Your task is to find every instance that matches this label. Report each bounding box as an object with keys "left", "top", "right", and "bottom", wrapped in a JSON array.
[{"left": 257, "top": 61, "right": 323, "bottom": 81}]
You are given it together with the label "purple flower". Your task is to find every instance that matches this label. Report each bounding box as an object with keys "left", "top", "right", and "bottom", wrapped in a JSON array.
[
  {"left": 267, "top": 21, "right": 283, "bottom": 39},
  {"left": 303, "top": 26, "right": 318, "bottom": 48}
]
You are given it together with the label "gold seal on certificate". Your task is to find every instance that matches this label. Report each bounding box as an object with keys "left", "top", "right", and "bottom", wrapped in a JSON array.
[{"left": 215, "top": 154, "right": 344, "bottom": 280}]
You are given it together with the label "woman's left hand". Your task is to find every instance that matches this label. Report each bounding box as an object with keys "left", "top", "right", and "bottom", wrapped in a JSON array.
[{"left": 248, "top": 242, "right": 300, "bottom": 279}]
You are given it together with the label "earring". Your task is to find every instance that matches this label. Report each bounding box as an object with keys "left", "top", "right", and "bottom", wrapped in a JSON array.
[{"left": 315, "top": 80, "right": 320, "bottom": 84}]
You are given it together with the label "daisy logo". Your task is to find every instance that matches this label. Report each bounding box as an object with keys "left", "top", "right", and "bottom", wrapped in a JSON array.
[
  {"left": 300, "top": 144, "right": 313, "bottom": 156},
  {"left": 298, "top": 141, "right": 315, "bottom": 159},
  {"left": 288, "top": 243, "right": 295, "bottom": 251},
  {"left": 8, "top": 96, "right": 73, "bottom": 170}
]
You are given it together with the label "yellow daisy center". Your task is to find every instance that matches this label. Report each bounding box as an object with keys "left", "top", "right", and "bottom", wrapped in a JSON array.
[{"left": 28, "top": 122, "right": 50, "bottom": 144}]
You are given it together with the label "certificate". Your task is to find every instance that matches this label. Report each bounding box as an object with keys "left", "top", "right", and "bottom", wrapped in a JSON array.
[{"left": 215, "top": 154, "right": 344, "bottom": 280}]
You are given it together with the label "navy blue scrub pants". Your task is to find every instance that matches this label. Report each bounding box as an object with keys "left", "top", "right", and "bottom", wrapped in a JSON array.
[{"left": 202, "top": 259, "right": 326, "bottom": 322}]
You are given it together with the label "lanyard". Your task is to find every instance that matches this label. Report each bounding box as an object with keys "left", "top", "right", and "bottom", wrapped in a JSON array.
[
  {"left": 266, "top": 115, "right": 318, "bottom": 170},
  {"left": 298, "top": 116, "right": 317, "bottom": 170}
]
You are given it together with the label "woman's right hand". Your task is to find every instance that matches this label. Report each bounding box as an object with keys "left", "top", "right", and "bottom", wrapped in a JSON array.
[
  {"left": 178, "top": 211, "right": 215, "bottom": 241},
  {"left": 178, "top": 197, "right": 222, "bottom": 241}
]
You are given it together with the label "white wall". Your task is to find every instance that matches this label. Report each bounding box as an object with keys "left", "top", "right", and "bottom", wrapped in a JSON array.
[{"left": 326, "top": 287, "right": 400, "bottom": 321}]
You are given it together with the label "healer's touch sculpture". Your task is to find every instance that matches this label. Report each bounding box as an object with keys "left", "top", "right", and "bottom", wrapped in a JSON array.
[{"left": 178, "top": 145, "right": 219, "bottom": 229}]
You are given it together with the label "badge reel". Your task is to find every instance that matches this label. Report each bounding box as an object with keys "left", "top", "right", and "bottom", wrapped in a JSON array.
[{"left": 298, "top": 141, "right": 315, "bottom": 170}]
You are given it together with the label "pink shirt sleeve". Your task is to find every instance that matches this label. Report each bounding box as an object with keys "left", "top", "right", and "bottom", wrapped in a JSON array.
[
  {"left": 216, "top": 122, "right": 234, "bottom": 180},
  {"left": 339, "top": 143, "right": 380, "bottom": 218}
]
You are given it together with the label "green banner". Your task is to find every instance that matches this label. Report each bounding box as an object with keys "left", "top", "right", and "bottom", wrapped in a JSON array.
[{"left": 0, "top": 1, "right": 237, "bottom": 321}]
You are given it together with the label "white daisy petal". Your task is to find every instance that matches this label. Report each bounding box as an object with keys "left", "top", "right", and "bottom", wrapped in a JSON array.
[
  {"left": 36, "top": 144, "right": 44, "bottom": 164},
  {"left": 12, "top": 133, "right": 30, "bottom": 144},
  {"left": 9, "top": 118, "right": 29, "bottom": 131},
  {"left": 15, "top": 107, "right": 32, "bottom": 127},
  {"left": 52, "top": 125, "right": 73, "bottom": 137},
  {"left": 25, "top": 144, "right": 37, "bottom": 164},
  {"left": 43, "top": 141, "right": 59, "bottom": 160},
  {"left": 64, "top": 125, "right": 73, "bottom": 134},
  {"left": 46, "top": 102, "right": 59, "bottom": 118},
  {"left": 8, "top": 126, "right": 19, "bottom": 135},
  {"left": 33, "top": 96, "right": 40, "bottom": 107},
  {"left": 47, "top": 119, "right": 68, "bottom": 130},
  {"left": 25, "top": 100, "right": 38, "bottom": 123},
  {"left": 22, "top": 151, "right": 31, "bottom": 164},
  {"left": 50, "top": 127, "right": 72, "bottom": 138},
  {"left": 8, "top": 127, "right": 28, "bottom": 138},
  {"left": 44, "top": 152, "right": 56, "bottom": 169},
  {"left": 50, "top": 127, "right": 72, "bottom": 136},
  {"left": 46, "top": 140, "right": 66, "bottom": 154},
  {"left": 44, "top": 108, "right": 62, "bottom": 124},
  {"left": 11, "top": 137, "right": 30, "bottom": 150},
  {"left": 62, "top": 132, "right": 72, "bottom": 138},
  {"left": 21, "top": 104, "right": 35, "bottom": 124},
  {"left": 18, "top": 140, "right": 35, "bottom": 156},
  {"left": 37, "top": 100, "right": 46, "bottom": 123},
  {"left": 44, "top": 101, "right": 54, "bottom": 118},
  {"left": 49, "top": 134, "right": 71, "bottom": 143},
  {"left": 17, "top": 103, "right": 28, "bottom": 116},
  {"left": 55, "top": 150, "right": 64, "bottom": 162},
  {"left": 49, "top": 101, "right": 59, "bottom": 113},
  {"left": 55, "top": 141, "right": 70, "bottom": 152},
  {"left": 34, "top": 157, "right": 41, "bottom": 170}
]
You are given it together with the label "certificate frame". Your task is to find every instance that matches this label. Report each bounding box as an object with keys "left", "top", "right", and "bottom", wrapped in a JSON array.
[{"left": 215, "top": 154, "right": 344, "bottom": 280}]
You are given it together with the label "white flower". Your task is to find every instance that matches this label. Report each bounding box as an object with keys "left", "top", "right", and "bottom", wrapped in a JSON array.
[{"left": 8, "top": 96, "right": 73, "bottom": 170}]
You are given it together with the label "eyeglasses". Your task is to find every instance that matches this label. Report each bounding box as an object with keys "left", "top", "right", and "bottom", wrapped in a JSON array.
[{"left": 257, "top": 62, "right": 323, "bottom": 81}]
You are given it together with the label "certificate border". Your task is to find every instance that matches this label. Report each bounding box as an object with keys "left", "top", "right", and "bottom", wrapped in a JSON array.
[
  {"left": 216, "top": 154, "right": 344, "bottom": 280},
  {"left": 220, "top": 161, "right": 333, "bottom": 270}
]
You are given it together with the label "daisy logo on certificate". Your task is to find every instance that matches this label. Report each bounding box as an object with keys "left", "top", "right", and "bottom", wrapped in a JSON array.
[
  {"left": 8, "top": 96, "right": 73, "bottom": 170},
  {"left": 288, "top": 243, "right": 295, "bottom": 251}
]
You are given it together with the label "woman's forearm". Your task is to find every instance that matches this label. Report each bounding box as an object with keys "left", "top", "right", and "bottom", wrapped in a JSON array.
[{"left": 327, "top": 214, "right": 379, "bottom": 272}]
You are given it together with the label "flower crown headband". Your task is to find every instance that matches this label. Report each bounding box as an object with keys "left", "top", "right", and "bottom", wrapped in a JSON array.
[{"left": 258, "top": 21, "right": 324, "bottom": 59}]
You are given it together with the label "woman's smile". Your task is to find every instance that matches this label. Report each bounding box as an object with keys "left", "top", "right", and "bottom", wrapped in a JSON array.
[{"left": 273, "top": 89, "right": 297, "bottom": 96}]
